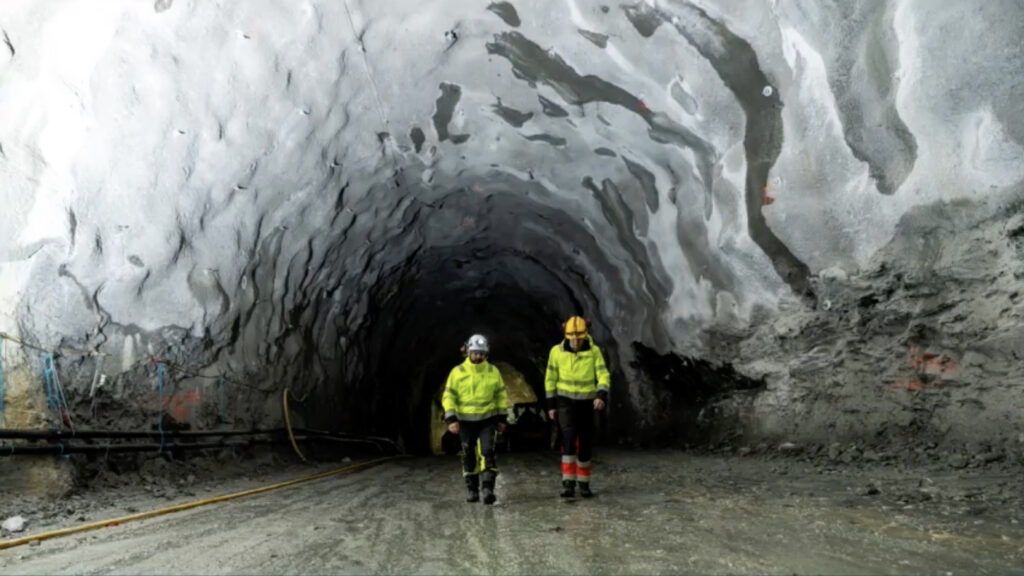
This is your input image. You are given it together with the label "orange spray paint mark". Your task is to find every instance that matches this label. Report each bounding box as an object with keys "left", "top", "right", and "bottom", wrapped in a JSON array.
[
  {"left": 892, "top": 345, "right": 957, "bottom": 390},
  {"left": 152, "top": 390, "right": 201, "bottom": 422}
]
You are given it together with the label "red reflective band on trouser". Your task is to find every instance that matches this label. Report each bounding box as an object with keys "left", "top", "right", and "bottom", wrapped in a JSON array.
[
  {"left": 576, "top": 459, "right": 592, "bottom": 480},
  {"left": 561, "top": 455, "right": 577, "bottom": 481}
]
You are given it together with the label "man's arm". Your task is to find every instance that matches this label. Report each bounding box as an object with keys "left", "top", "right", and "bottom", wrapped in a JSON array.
[
  {"left": 496, "top": 373, "right": 509, "bottom": 432},
  {"left": 544, "top": 347, "right": 559, "bottom": 420},
  {"left": 441, "top": 371, "right": 460, "bottom": 433},
  {"left": 594, "top": 346, "right": 611, "bottom": 410}
]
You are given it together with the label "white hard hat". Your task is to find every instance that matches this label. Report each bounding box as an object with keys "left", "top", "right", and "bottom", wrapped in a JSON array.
[{"left": 466, "top": 334, "right": 489, "bottom": 354}]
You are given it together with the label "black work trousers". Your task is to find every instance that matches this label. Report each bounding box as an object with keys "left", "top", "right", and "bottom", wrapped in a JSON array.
[
  {"left": 557, "top": 398, "right": 595, "bottom": 463},
  {"left": 458, "top": 418, "right": 498, "bottom": 478}
]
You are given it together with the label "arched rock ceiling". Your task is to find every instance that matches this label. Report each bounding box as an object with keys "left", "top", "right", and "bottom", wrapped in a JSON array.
[{"left": 1, "top": 0, "right": 1023, "bottom": 445}]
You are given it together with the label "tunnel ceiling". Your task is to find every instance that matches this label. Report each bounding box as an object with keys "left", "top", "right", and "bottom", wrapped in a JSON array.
[{"left": 1, "top": 0, "right": 1023, "bottom": 447}]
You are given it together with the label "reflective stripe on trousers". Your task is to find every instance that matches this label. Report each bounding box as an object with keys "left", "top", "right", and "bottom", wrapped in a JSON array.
[
  {"left": 576, "top": 459, "right": 592, "bottom": 480},
  {"left": 561, "top": 454, "right": 577, "bottom": 481}
]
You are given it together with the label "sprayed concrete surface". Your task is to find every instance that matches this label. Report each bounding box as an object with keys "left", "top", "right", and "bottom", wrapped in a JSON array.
[{"left": 2, "top": 450, "right": 1022, "bottom": 575}]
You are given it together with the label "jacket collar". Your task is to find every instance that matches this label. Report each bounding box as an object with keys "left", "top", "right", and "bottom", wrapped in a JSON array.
[
  {"left": 562, "top": 335, "right": 593, "bottom": 353},
  {"left": 463, "top": 358, "right": 490, "bottom": 372}
]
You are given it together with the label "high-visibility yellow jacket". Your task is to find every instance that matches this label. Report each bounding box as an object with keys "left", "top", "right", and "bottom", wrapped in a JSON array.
[
  {"left": 442, "top": 359, "right": 509, "bottom": 423},
  {"left": 545, "top": 336, "right": 611, "bottom": 405}
]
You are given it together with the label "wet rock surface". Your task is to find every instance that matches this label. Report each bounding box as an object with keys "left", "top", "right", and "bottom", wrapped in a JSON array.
[{"left": 2, "top": 450, "right": 1022, "bottom": 574}]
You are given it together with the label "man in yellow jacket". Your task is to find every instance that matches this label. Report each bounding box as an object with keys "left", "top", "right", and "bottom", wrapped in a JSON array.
[
  {"left": 442, "top": 334, "right": 509, "bottom": 505},
  {"left": 545, "top": 316, "right": 610, "bottom": 498}
]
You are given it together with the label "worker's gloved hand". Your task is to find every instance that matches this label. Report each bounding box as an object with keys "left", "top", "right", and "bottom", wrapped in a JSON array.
[
  {"left": 497, "top": 422, "right": 506, "bottom": 434},
  {"left": 548, "top": 409, "right": 557, "bottom": 421},
  {"left": 593, "top": 398, "right": 605, "bottom": 411},
  {"left": 448, "top": 421, "right": 460, "bottom": 434}
]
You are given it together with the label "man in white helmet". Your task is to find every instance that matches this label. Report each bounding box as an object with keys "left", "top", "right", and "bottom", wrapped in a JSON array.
[{"left": 442, "top": 334, "right": 509, "bottom": 504}]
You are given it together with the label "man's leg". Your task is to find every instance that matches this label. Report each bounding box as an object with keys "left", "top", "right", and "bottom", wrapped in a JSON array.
[
  {"left": 575, "top": 400, "right": 595, "bottom": 497},
  {"left": 478, "top": 421, "right": 498, "bottom": 505},
  {"left": 557, "top": 399, "right": 578, "bottom": 497},
  {"left": 458, "top": 421, "right": 481, "bottom": 502}
]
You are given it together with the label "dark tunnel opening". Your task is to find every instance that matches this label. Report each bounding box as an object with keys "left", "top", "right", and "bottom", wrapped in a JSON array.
[
  {"left": 298, "top": 181, "right": 662, "bottom": 453},
  {"left": 293, "top": 179, "right": 757, "bottom": 453},
  {"left": 357, "top": 246, "right": 604, "bottom": 454}
]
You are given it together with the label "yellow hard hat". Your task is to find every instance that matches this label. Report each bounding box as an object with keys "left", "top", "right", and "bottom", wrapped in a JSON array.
[{"left": 564, "top": 316, "right": 588, "bottom": 338}]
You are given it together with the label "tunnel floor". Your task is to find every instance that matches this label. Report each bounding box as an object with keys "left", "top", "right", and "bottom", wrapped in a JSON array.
[{"left": 2, "top": 450, "right": 1022, "bottom": 574}]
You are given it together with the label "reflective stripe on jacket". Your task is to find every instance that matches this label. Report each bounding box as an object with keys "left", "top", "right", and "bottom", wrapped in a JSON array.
[
  {"left": 442, "top": 359, "right": 509, "bottom": 422},
  {"left": 544, "top": 336, "right": 611, "bottom": 401}
]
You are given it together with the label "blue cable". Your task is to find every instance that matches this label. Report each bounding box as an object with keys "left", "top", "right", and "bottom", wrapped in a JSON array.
[
  {"left": 0, "top": 338, "right": 5, "bottom": 423},
  {"left": 43, "top": 354, "right": 57, "bottom": 422},
  {"left": 157, "top": 363, "right": 166, "bottom": 453},
  {"left": 44, "top": 355, "right": 52, "bottom": 412}
]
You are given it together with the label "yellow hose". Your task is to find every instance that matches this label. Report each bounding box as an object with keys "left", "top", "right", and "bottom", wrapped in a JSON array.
[
  {"left": 0, "top": 456, "right": 393, "bottom": 550},
  {"left": 282, "top": 387, "right": 306, "bottom": 462}
]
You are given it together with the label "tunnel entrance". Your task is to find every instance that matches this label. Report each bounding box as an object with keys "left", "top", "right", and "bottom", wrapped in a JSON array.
[
  {"left": 344, "top": 238, "right": 603, "bottom": 454},
  {"left": 293, "top": 181, "right": 650, "bottom": 453}
]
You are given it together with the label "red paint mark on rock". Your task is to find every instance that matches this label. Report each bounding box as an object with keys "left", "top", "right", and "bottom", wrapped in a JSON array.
[
  {"left": 892, "top": 345, "right": 957, "bottom": 390},
  {"left": 151, "top": 390, "right": 201, "bottom": 422}
]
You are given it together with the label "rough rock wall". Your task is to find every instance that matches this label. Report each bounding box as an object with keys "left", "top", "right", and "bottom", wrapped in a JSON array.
[{"left": 0, "top": 0, "right": 1021, "bottom": 449}]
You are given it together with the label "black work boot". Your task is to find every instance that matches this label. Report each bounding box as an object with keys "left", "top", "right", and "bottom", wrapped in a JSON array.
[
  {"left": 482, "top": 481, "right": 496, "bottom": 505},
  {"left": 578, "top": 482, "right": 593, "bottom": 498},
  {"left": 560, "top": 480, "right": 576, "bottom": 498},
  {"left": 481, "top": 472, "right": 497, "bottom": 505},
  {"left": 465, "top": 475, "right": 480, "bottom": 503}
]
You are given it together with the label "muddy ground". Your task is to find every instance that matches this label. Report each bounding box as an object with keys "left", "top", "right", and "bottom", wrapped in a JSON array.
[{"left": 1, "top": 446, "right": 1022, "bottom": 574}]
